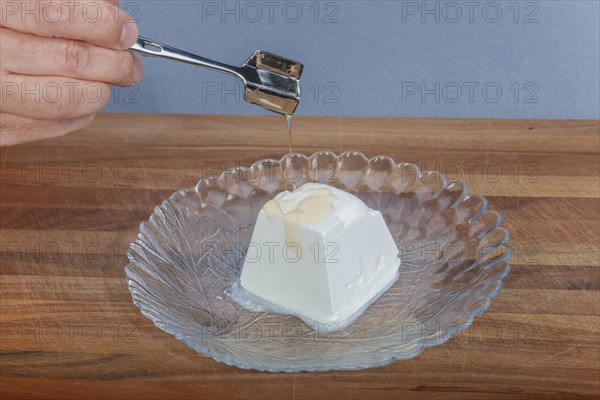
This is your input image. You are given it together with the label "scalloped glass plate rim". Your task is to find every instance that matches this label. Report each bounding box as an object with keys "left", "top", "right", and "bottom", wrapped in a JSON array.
[{"left": 125, "top": 150, "right": 512, "bottom": 372}]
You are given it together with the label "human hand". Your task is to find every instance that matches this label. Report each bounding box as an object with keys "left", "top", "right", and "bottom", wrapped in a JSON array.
[{"left": 0, "top": 0, "right": 142, "bottom": 146}]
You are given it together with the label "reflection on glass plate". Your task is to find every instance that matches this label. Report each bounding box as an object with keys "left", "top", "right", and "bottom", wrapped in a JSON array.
[{"left": 126, "top": 151, "right": 511, "bottom": 372}]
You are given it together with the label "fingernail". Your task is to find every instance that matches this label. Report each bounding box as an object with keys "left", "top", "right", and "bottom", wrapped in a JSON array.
[
  {"left": 119, "top": 16, "right": 138, "bottom": 49},
  {"left": 132, "top": 56, "right": 143, "bottom": 83}
]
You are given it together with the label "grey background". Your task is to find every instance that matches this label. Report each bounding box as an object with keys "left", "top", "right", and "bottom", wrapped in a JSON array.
[{"left": 103, "top": 1, "right": 600, "bottom": 119}]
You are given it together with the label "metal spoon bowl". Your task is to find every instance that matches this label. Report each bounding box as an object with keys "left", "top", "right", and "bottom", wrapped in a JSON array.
[{"left": 130, "top": 37, "right": 303, "bottom": 115}]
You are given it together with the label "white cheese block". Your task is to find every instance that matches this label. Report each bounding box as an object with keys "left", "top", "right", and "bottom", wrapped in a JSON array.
[{"left": 239, "top": 182, "right": 400, "bottom": 327}]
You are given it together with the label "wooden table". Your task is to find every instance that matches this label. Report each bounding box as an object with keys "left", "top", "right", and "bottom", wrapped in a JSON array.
[{"left": 1, "top": 114, "right": 598, "bottom": 399}]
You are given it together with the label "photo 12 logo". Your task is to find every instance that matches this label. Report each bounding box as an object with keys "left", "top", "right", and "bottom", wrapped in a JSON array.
[
  {"left": 401, "top": 81, "right": 539, "bottom": 104},
  {"left": 1, "top": 81, "right": 140, "bottom": 109},
  {"left": 401, "top": 1, "right": 540, "bottom": 23},
  {"left": 199, "top": 1, "right": 340, "bottom": 23},
  {"left": 1, "top": 240, "right": 130, "bottom": 265},
  {"left": 1, "top": 322, "right": 138, "bottom": 344},
  {"left": 245, "top": 241, "right": 339, "bottom": 264},
  {"left": 0, "top": 1, "right": 140, "bottom": 24},
  {"left": 200, "top": 81, "right": 339, "bottom": 105},
  {"left": 1, "top": 161, "right": 139, "bottom": 184}
]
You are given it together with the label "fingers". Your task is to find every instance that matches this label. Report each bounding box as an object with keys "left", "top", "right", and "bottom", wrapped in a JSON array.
[
  {"left": 0, "top": 0, "right": 138, "bottom": 50},
  {"left": 0, "top": 0, "right": 128, "bottom": 146},
  {"left": 1, "top": 74, "right": 111, "bottom": 120},
  {"left": 0, "top": 112, "right": 95, "bottom": 146},
  {"left": 1, "top": 28, "right": 142, "bottom": 86}
]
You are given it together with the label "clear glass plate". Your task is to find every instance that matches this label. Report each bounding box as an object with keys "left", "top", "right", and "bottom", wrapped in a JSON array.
[{"left": 126, "top": 151, "right": 511, "bottom": 372}]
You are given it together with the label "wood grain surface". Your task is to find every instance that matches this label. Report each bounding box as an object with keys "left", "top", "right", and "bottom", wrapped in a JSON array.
[{"left": 1, "top": 114, "right": 599, "bottom": 399}]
